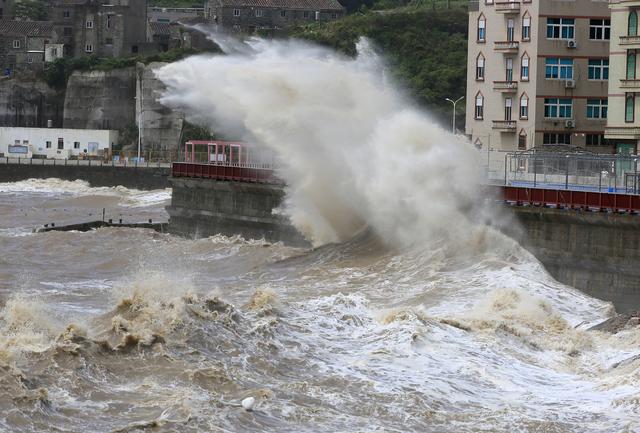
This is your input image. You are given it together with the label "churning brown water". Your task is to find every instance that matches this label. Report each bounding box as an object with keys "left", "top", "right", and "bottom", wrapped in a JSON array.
[{"left": 0, "top": 178, "right": 639, "bottom": 433}]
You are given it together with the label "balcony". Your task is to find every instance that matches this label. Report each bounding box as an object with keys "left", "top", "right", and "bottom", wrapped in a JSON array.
[
  {"left": 492, "top": 120, "right": 517, "bottom": 131},
  {"left": 494, "top": 41, "right": 519, "bottom": 53},
  {"left": 493, "top": 81, "right": 518, "bottom": 92},
  {"left": 605, "top": 126, "right": 640, "bottom": 140},
  {"left": 495, "top": 1, "right": 520, "bottom": 13},
  {"left": 620, "top": 35, "right": 640, "bottom": 47},
  {"left": 620, "top": 79, "right": 640, "bottom": 90}
]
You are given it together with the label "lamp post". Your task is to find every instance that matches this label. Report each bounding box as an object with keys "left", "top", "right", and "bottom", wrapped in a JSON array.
[{"left": 445, "top": 96, "right": 464, "bottom": 135}]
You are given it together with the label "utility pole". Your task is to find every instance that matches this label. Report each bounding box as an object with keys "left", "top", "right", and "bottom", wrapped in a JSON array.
[{"left": 445, "top": 96, "right": 464, "bottom": 135}]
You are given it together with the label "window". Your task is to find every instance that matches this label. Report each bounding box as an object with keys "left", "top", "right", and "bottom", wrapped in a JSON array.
[
  {"left": 521, "top": 54, "right": 529, "bottom": 80},
  {"left": 543, "top": 133, "right": 571, "bottom": 145},
  {"left": 14, "top": 140, "right": 20, "bottom": 145},
  {"left": 51, "top": 47, "right": 58, "bottom": 56},
  {"left": 586, "top": 134, "right": 608, "bottom": 146},
  {"left": 331, "top": 12, "right": 337, "bottom": 19},
  {"left": 107, "top": 15, "right": 112, "bottom": 28},
  {"left": 518, "top": 131, "right": 527, "bottom": 150},
  {"left": 628, "top": 51, "right": 636, "bottom": 79},
  {"left": 505, "top": 58, "right": 513, "bottom": 81},
  {"left": 544, "top": 98, "right": 572, "bottom": 118},
  {"left": 105, "top": 38, "right": 113, "bottom": 45},
  {"left": 63, "top": 27, "right": 72, "bottom": 36},
  {"left": 63, "top": 10, "right": 70, "bottom": 18},
  {"left": 86, "top": 20, "right": 93, "bottom": 29},
  {"left": 587, "top": 99, "right": 608, "bottom": 119},
  {"left": 280, "top": 10, "right": 286, "bottom": 17},
  {"left": 630, "top": 11, "right": 638, "bottom": 37},
  {"left": 303, "top": 11, "right": 309, "bottom": 18},
  {"left": 85, "top": 44, "right": 93, "bottom": 53},
  {"left": 522, "top": 14, "right": 531, "bottom": 40},
  {"left": 588, "top": 59, "right": 609, "bottom": 80},
  {"left": 626, "top": 93, "right": 635, "bottom": 123},
  {"left": 476, "top": 54, "right": 485, "bottom": 80},
  {"left": 255, "top": 9, "right": 263, "bottom": 17},
  {"left": 233, "top": 8, "right": 240, "bottom": 16},
  {"left": 505, "top": 98, "right": 513, "bottom": 121},
  {"left": 589, "top": 19, "right": 610, "bottom": 40},
  {"left": 545, "top": 58, "right": 573, "bottom": 79},
  {"left": 547, "top": 18, "right": 574, "bottom": 39},
  {"left": 57, "top": 138, "right": 64, "bottom": 150},
  {"left": 27, "top": 57, "right": 33, "bottom": 64},
  {"left": 475, "top": 93, "right": 484, "bottom": 119},
  {"left": 46, "top": 141, "right": 51, "bottom": 149},
  {"left": 74, "top": 141, "right": 80, "bottom": 149},
  {"left": 520, "top": 94, "right": 529, "bottom": 119},
  {"left": 131, "top": 45, "right": 138, "bottom": 53},
  {"left": 12, "top": 40, "right": 20, "bottom": 49},
  {"left": 478, "top": 15, "right": 486, "bottom": 42},
  {"left": 507, "top": 19, "right": 515, "bottom": 42}
]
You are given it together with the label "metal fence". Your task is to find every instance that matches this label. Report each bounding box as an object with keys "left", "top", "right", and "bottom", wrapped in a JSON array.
[{"left": 501, "top": 152, "right": 640, "bottom": 194}]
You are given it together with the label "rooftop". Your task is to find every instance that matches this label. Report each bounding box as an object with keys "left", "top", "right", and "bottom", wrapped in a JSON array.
[{"left": 0, "top": 21, "right": 54, "bottom": 37}]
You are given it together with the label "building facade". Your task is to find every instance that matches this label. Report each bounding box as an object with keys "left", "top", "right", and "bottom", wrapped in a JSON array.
[
  {"left": 0, "top": 126, "right": 118, "bottom": 159},
  {"left": 205, "top": 0, "right": 345, "bottom": 33},
  {"left": 466, "top": 0, "right": 612, "bottom": 155},
  {"left": 605, "top": 0, "right": 640, "bottom": 155},
  {"left": 0, "top": 21, "right": 62, "bottom": 76},
  {"left": 49, "top": 0, "right": 148, "bottom": 58},
  {"left": 148, "top": 6, "right": 204, "bottom": 23}
]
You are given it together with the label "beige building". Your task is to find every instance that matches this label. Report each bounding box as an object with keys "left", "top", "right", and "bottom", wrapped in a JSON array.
[
  {"left": 605, "top": 0, "right": 640, "bottom": 155},
  {"left": 466, "top": 0, "right": 612, "bottom": 158}
]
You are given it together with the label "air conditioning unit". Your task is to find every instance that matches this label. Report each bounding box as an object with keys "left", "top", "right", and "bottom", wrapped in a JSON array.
[
  {"left": 567, "top": 39, "right": 578, "bottom": 49},
  {"left": 565, "top": 79, "right": 576, "bottom": 88},
  {"left": 565, "top": 119, "right": 576, "bottom": 128}
]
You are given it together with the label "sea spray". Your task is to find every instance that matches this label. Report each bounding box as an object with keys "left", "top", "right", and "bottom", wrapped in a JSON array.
[{"left": 156, "top": 36, "right": 485, "bottom": 246}]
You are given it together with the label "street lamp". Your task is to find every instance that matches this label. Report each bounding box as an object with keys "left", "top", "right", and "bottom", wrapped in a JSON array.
[{"left": 445, "top": 96, "right": 464, "bottom": 135}]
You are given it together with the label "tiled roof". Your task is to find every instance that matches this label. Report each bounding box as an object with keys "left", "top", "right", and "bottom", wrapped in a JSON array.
[
  {"left": 0, "top": 20, "right": 55, "bottom": 37},
  {"left": 149, "top": 22, "right": 171, "bottom": 35},
  {"left": 217, "top": 0, "right": 344, "bottom": 10}
]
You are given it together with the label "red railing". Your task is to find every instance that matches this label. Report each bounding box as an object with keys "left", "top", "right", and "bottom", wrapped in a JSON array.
[
  {"left": 495, "top": 185, "right": 640, "bottom": 213},
  {"left": 171, "top": 162, "right": 281, "bottom": 184}
]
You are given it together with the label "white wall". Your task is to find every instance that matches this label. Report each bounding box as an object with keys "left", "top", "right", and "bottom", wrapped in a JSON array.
[{"left": 0, "top": 127, "right": 118, "bottom": 159}]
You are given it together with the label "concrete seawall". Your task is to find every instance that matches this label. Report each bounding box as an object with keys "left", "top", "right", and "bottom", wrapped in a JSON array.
[
  {"left": 167, "top": 177, "right": 308, "bottom": 246},
  {"left": 504, "top": 207, "right": 640, "bottom": 313},
  {"left": 0, "top": 163, "right": 170, "bottom": 190}
]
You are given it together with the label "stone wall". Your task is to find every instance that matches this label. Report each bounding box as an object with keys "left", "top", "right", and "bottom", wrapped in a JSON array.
[
  {"left": 0, "top": 79, "right": 64, "bottom": 127},
  {"left": 167, "top": 177, "right": 309, "bottom": 246}
]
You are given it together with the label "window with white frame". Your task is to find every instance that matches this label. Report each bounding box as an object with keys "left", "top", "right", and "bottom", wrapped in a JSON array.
[
  {"left": 233, "top": 8, "right": 240, "bottom": 16},
  {"left": 546, "top": 18, "right": 574, "bottom": 39},
  {"left": 587, "top": 98, "right": 608, "bottom": 119},
  {"left": 46, "top": 141, "right": 51, "bottom": 149},
  {"left": 255, "top": 9, "right": 263, "bottom": 17},
  {"left": 475, "top": 93, "right": 484, "bottom": 119},
  {"left": 477, "top": 15, "right": 486, "bottom": 42},
  {"left": 86, "top": 20, "right": 93, "bottom": 28},
  {"left": 521, "top": 54, "right": 529, "bottom": 80},
  {"left": 544, "top": 98, "right": 572, "bottom": 118},
  {"left": 504, "top": 98, "right": 513, "bottom": 121},
  {"left": 507, "top": 19, "right": 515, "bottom": 42},
  {"left": 545, "top": 58, "right": 573, "bottom": 79},
  {"left": 476, "top": 54, "right": 485, "bottom": 80},
  {"left": 85, "top": 44, "right": 93, "bottom": 52},
  {"left": 74, "top": 141, "right": 80, "bottom": 149},
  {"left": 505, "top": 58, "right": 514, "bottom": 81},
  {"left": 588, "top": 59, "right": 609, "bottom": 80},
  {"left": 520, "top": 94, "right": 528, "bottom": 119},
  {"left": 589, "top": 19, "right": 610, "bottom": 40},
  {"left": 522, "top": 14, "right": 531, "bottom": 40},
  {"left": 12, "top": 40, "right": 20, "bottom": 49}
]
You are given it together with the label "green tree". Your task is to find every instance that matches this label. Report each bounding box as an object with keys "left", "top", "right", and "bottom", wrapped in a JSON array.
[{"left": 12, "top": 0, "right": 48, "bottom": 20}]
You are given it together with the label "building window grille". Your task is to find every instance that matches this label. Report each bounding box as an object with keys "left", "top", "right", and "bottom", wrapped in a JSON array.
[
  {"left": 546, "top": 18, "right": 574, "bottom": 39},
  {"left": 477, "top": 15, "right": 486, "bottom": 42},
  {"left": 586, "top": 99, "right": 608, "bottom": 119},
  {"left": 233, "top": 8, "right": 240, "bottom": 16},
  {"left": 63, "top": 27, "right": 72, "bottom": 36},
  {"left": 588, "top": 59, "right": 609, "bottom": 80},
  {"left": 105, "top": 38, "right": 113, "bottom": 45},
  {"left": 520, "top": 94, "right": 528, "bottom": 119},
  {"left": 522, "top": 14, "right": 531, "bottom": 40},
  {"left": 545, "top": 58, "right": 573, "bottom": 79},
  {"left": 476, "top": 54, "right": 485, "bottom": 80},
  {"left": 544, "top": 98, "right": 572, "bottom": 118},
  {"left": 57, "top": 138, "right": 64, "bottom": 150},
  {"left": 86, "top": 20, "right": 93, "bottom": 29},
  {"left": 12, "top": 40, "right": 20, "bottom": 49},
  {"left": 589, "top": 18, "right": 610, "bottom": 40},
  {"left": 27, "top": 57, "right": 33, "bottom": 64},
  {"left": 475, "top": 93, "right": 484, "bottom": 119},
  {"left": 630, "top": 12, "right": 638, "bottom": 37},
  {"left": 626, "top": 93, "right": 635, "bottom": 123}
]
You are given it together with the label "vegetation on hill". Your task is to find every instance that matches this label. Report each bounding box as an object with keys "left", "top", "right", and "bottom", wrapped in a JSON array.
[
  {"left": 289, "top": 7, "right": 468, "bottom": 127},
  {"left": 12, "top": 0, "right": 48, "bottom": 20}
]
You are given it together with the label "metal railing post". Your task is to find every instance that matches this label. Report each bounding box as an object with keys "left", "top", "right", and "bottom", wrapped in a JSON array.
[{"left": 533, "top": 156, "right": 537, "bottom": 187}]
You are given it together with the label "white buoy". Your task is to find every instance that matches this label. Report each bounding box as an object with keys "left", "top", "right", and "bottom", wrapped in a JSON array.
[{"left": 241, "top": 396, "right": 255, "bottom": 411}]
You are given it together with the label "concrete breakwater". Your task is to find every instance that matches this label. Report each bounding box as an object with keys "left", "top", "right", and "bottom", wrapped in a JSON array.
[
  {"left": 35, "top": 220, "right": 168, "bottom": 233},
  {"left": 0, "top": 162, "right": 170, "bottom": 190}
]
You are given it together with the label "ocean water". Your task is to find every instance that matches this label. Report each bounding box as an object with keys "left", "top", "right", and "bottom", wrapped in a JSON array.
[{"left": 0, "top": 179, "right": 639, "bottom": 433}]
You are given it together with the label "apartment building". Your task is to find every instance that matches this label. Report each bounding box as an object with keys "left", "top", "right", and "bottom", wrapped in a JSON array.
[
  {"left": 466, "top": 0, "right": 611, "bottom": 154},
  {"left": 605, "top": 0, "right": 640, "bottom": 155}
]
